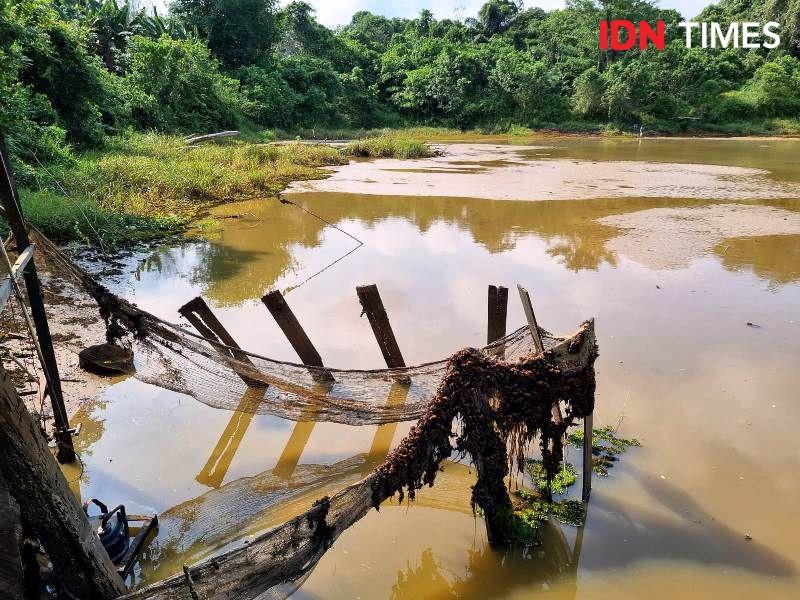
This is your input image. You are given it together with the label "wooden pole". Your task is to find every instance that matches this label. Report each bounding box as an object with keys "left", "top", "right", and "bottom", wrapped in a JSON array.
[
  {"left": 516, "top": 284, "right": 545, "bottom": 353},
  {"left": 582, "top": 413, "right": 594, "bottom": 502},
  {"left": 261, "top": 290, "right": 334, "bottom": 383},
  {"left": 0, "top": 133, "right": 74, "bottom": 463},
  {"left": 487, "top": 285, "right": 508, "bottom": 357},
  {"left": 178, "top": 296, "right": 264, "bottom": 388},
  {"left": 355, "top": 285, "right": 406, "bottom": 370},
  {"left": 0, "top": 363, "right": 126, "bottom": 599}
]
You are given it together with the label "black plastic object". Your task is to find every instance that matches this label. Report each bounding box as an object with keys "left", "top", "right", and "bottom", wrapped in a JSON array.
[{"left": 86, "top": 499, "right": 130, "bottom": 564}]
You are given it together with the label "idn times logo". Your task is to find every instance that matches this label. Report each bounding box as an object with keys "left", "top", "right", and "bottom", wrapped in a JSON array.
[{"left": 599, "top": 20, "right": 782, "bottom": 51}]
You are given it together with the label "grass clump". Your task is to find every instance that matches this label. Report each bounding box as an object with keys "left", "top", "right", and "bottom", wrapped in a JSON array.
[
  {"left": 344, "top": 135, "right": 436, "bottom": 159},
  {"left": 18, "top": 190, "right": 181, "bottom": 249},
  {"left": 23, "top": 132, "right": 347, "bottom": 247}
]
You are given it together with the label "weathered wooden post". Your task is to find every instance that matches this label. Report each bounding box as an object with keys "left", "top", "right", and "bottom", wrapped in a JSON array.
[
  {"left": 262, "top": 290, "right": 334, "bottom": 383},
  {"left": 0, "top": 363, "right": 126, "bottom": 598},
  {"left": 487, "top": 285, "right": 508, "bottom": 356},
  {"left": 356, "top": 285, "right": 406, "bottom": 370},
  {"left": 0, "top": 132, "right": 75, "bottom": 463},
  {"left": 261, "top": 289, "right": 335, "bottom": 479},
  {"left": 178, "top": 296, "right": 264, "bottom": 388},
  {"left": 517, "top": 285, "right": 594, "bottom": 502},
  {"left": 355, "top": 284, "right": 411, "bottom": 471}
]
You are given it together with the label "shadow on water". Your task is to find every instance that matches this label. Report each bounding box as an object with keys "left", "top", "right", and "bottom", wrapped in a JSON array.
[{"left": 583, "top": 463, "right": 795, "bottom": 578}]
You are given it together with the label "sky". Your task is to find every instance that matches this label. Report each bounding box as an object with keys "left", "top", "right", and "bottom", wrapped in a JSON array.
[
  {"left": 145, "top": 1, "right": 713, "bottom": 25},
  {"left": 276, "top": 1, "right": 710, "bottom": 28}
]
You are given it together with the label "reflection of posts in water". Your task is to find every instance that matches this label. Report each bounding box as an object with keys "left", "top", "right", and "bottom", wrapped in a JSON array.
[
  {"left": 392, "top": 520, "right": 579, "bottom": 600},
  {"left": 178, "top": 297, "right": 267, "bottom": 488},
  {"left": 196, "top": 387, "right": 264, "bottom": 488},
  {"left": 262, "top": 290, "right": 334, "bottom": 480},
  {"left": 357, "top": 284, "right": 410, "bottom": 472}
]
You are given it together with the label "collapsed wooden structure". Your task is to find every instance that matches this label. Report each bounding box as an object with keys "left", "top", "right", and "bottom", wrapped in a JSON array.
[{"left": 0, "top": 128, "right": 598, "bottom": 599}]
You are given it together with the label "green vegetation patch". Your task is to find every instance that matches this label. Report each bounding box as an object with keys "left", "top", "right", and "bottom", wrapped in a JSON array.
[
  {"left": 344, "top": 135, "right": 437, "bottom": 159},
  {"left": 525, "top": 459, "right": 577, "bottom": 495},
  {"left": 21, "top": 133, "right": 346, "bottom": 247},
  {"left": 568, "top": 425, "right": 641, "bottom": 477},
  {"left": 506, "top": 425, "right": 641, "bottom": 543}
]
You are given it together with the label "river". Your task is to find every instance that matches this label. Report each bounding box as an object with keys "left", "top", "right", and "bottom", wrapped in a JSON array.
[{"left": 63, "top": 136, "right": 800, "bottom": 599}]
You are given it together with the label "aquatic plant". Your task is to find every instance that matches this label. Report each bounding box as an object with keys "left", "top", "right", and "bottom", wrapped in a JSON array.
[{"left": 568, "top": 425, "right": 640, "bottom": 477}]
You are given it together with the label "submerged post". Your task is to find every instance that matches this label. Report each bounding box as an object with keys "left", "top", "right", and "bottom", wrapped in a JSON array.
[
  {"left": 0, "top": 133, "right": 74, "bottom": 463},
  {"left": 0, "top": 363, "right": 126, "bottom": 599},
  {"left": 179, "top": 296, "right": 264, "bottom": 388},
  {"left": 582, "top": 413, "right": 594, "bottom": 502}
]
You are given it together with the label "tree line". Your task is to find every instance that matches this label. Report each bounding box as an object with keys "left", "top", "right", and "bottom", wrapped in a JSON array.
[{"left": 2, "top": 0, "right": 800, "bottom": 178}]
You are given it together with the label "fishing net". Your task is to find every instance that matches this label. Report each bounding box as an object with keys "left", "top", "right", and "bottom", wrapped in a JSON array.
[
  {"left": 35, "top": 230, "right": 566, "bottom": 426},
  {"left": 123, "top": 326, "right": 597, "bottom": 600},
  {"left": 30, "top": 229, "right": 598, "bottom": 600}
]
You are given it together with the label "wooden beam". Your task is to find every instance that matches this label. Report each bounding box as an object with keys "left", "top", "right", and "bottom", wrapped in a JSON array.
[
  {"left": 178, "top": 297, "right": 264, "bottom": 388},
  {"left": 517, "top": 284, "right": 545, "bottom": 353},
  {"left": 582, "top": 413, "right": 594, "bottom": 503},
  {"left": 0, "top": 363, "right": 126, "bottom": 599},
  {"left": 356, "top": 285, "right": 406, "bottom": 370},
  {"left": 261, "top": 290, "right": 334, "bottom": 383},
  {"left": 0, "top": 134, "right": 74, "bottom": 463}
]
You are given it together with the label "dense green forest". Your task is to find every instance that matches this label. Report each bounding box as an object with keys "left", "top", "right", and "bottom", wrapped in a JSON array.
[{"left": 1, "top": 0, "right": 799, "bottom": 244}]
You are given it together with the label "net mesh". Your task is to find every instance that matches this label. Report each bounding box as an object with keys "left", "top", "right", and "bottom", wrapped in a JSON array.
[
  {"left": 36, "top": 230, "right": 554, "bottom": 425},
  {"left": 31, "top": 229, "right": 598, "bottom": 600}
]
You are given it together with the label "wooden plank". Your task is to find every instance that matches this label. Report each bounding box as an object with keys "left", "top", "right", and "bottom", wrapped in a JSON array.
[
  {"left": 0, "top": 135, "right": 74, "bottom": 463},
  {"left": 261, "top": 290, "right": 334, "bottom": 382},
  {"left": 487, "top": 285, "right": 508, "bottom": 358},
  {"left": 0, "top": 363, "right": 126, "bottom": 599},
  {"left": 517, "top": 285, "right": 545, "bottom": 353},
  {"left": 186, "top": 131, "right": 239, "bottom": 145},
  {"left": 0, "top": 243, "right": 35, "bottom": 312},
  {"left": 178, "top": 297, "right": 263, "bottom": 388},
  {"left": 582, "top": 413, "right": 594, "bottom": 502},
  {"left": 487, "top": 285, "right": 508, "bottom": 345},
  {"left": 356, "top": 285, "right": 406, "bottom": 369}
]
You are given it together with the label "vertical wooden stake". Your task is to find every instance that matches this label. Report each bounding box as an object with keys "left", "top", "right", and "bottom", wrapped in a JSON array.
[
  {"left": 0, "top": 133, "right": 74, "bottom": 463},
  {"left": 0, "top": 363, "right": 126, "bottom": 599},
  {"left": 356, "top": 285, "right": 406, "bottom": 370},
  {"left": 517, "top": 284, "right": 545, "bottom": 353},
  {"left": 582, "top": 413, "right": 594, "bottom": 503},
  {"left": 487, "top": 285, "right": 508, "bottom": 356},
  {"left": 261, "top": 290, "right": 334, "bottom": 382}
]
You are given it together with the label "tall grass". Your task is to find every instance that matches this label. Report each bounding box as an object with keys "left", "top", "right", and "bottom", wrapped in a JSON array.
[
  {"left": 344, "top": 135, "right": 436, "bottom": 159},
  {"left": 22, "top": 133, "right": 347, "bottom": 247}
]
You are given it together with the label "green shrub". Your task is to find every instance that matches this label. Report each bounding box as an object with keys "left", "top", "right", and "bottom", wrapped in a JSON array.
[
  {"left": 122, "top": 36, "right": 249, "bottom": 133},
  {"left": 344, "top": 135, "right": 435, "bottom": 158}
]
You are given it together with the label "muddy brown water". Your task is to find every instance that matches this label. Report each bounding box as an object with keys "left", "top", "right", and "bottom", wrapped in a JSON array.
[{"left": 62, "top": 137, "right": 800, "bottom": 598}]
